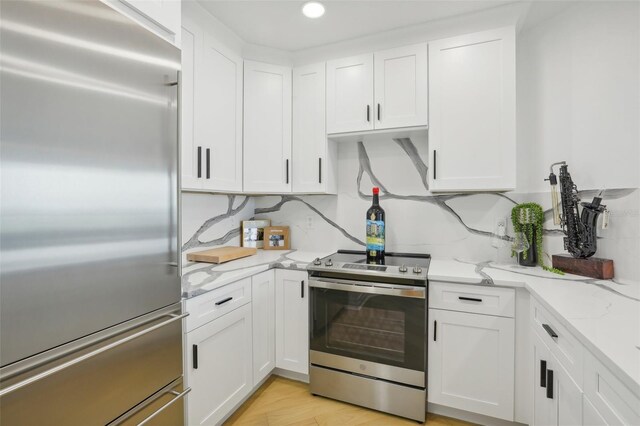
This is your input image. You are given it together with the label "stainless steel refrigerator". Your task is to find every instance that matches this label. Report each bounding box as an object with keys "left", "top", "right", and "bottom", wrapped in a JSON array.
[{"left": 0, "top": 1, "right": 185, "bottom": 424}]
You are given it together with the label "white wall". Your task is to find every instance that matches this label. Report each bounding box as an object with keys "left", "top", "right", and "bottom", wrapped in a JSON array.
[{"left": 516, "top": 1, "right": 640, "bottom": 192}]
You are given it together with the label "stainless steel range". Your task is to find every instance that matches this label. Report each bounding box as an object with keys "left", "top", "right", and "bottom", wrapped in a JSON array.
[{"left": 307, "top": 250, "right": 430, "bottom": 422}]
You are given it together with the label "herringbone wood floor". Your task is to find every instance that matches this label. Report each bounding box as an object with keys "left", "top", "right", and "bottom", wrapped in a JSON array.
[{"left": 224, "top": 376, "right": 477, "bottom": 426}]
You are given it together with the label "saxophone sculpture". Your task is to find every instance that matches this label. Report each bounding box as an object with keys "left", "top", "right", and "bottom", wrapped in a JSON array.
[{"left": 547, "top": 162, "right": 606, "bottom": 258}]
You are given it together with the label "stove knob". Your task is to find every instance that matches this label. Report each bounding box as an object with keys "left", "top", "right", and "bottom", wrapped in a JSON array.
[
  {"left": 325, "top": 259, "right": 333, "bottom": 267},
  {"left": 399, "top": 264, "right": 408, "bottom": 273},
  {"left": 313, "top": 258, "right": 322, "bottom": 266},
  {"left": 413, "top": 266, "right": 422, "bottom": 274}
]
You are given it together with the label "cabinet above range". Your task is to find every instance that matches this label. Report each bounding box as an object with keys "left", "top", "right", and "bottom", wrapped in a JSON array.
[{"left": 326, "top": 43, "right": 428, "bottom": 135}]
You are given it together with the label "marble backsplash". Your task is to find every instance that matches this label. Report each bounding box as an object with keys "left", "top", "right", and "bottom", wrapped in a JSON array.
[{"left": 182, "top": 139, "right": 639, "bottom": 283}]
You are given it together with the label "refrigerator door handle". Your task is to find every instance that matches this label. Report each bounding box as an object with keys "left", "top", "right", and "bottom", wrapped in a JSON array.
[
  {"left": 136, "top": 387, "right": 191, "bottom": 426},
  {"left": 0, "top": 313, "right": 188, "bottom": 398}
]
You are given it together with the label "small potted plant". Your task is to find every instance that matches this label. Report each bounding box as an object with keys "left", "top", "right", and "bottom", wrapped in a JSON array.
[{"left": 511, "top": 202, "right": 562, "bottom": 273}]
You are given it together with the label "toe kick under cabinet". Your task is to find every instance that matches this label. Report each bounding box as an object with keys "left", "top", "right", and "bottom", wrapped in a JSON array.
[{"left": 428, "top": 281, "right": 516, "bottom": 421}]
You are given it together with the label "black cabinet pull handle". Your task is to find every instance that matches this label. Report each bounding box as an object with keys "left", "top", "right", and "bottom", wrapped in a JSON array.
[
  {"left": 366, "top": 105, "right": 370, "bottom": 122},
  {"left": 540, "top": 360, "right": 547, "bottom": 387},
  {"left": 433, "top": 320, "right": 437, "bottom": 341},
  {"left": 301, "top": 281, "right": 305, "bottom": 298},
  {"left": 458, "top": 296, "right": 483, "bottom": 303},
  {"left": 546, "top": 369, "right": 554, "bottom": 399},
  {"left": 192, "top": 344, "right": 198, "bottom": 369},
  {"left": 206, "top": 148, "right": 210, "bottom": 179},
  {"left": 286, "top": 159, "right": 289, "bottom": 184},
  {"left": 215, "top": 297, "right": 233, "bottom": 306},
  {"left": 542, "top": 324, "right": 558, "bottom": 339},
  {"left": 197, "top": 146, "right": 202, "bottom": 178},
  {"left": 433, "top": 150, "right": 437, "bottom": 179},
  {"left": 377, "top": 103, "right": 381, "bottom": 121},
  {"left": 318, "top": 158, "right": 322, "bottom": 184}
]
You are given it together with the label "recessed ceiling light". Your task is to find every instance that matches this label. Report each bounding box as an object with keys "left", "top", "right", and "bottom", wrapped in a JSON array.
[{"left": 302, "top": 2, "right": 325, "bottom": 19}]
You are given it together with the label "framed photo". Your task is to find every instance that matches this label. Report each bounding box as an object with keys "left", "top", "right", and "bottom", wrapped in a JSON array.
[
  {"left": 241, "top": 219, "right": 271, "bottom": 249},
  {"left": 263, "top": 226, "right": 290, "bottom": 250}
]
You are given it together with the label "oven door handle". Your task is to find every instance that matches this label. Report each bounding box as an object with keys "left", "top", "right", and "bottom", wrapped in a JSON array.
[{"left": 309, "top": 279, "right": 425, "bottom": 299}]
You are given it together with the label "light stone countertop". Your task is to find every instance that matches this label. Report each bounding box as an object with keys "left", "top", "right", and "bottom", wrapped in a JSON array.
[
  {"left": 429, "top": 257, "right": 640, "bottom": 398},
  {"left": 182, "top": 250, "right": 640, "bottom": 398}
]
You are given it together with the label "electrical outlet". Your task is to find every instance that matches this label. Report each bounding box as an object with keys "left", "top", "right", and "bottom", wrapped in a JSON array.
[
  {"left": 492, "top": 217, "right": 507, "bottom": 248},
  {"left": 305, "top": 216, "right": 314, "bottom": 230},
  {"left": 495, "top": 217, "right": 507, "bottom": 236}
]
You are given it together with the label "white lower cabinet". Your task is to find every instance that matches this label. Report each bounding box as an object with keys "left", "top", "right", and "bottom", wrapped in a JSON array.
[
  {"left": 275, "top": 269, "right": 309, "bottom": 374},
  {"left": 428, "top": 308, "right": 515, "bottom": 421},
  {"left": 186, "top": 303, "right": 253, "bottom": 426},
  {"left": 532, "top": 327, "right": 583, "bottom": 426},
  {"left": 583, "top": 395, "right": 608, "bottom": 425},
  {"left": 251, "top": 270, "right": 276, "bottom": 386}
]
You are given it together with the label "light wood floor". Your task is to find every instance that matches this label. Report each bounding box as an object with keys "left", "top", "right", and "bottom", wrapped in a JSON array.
[{"left": 224, "top": 376, "right": 476, "bottom": 426}]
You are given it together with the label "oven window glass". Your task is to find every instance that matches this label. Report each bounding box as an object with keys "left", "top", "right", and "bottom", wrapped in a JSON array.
[
  {"left": 326, "top": 301, "right": 405, "bottom": 362},
  {"left": 310, "top": 286, "right": 426, "bottom": 372}
]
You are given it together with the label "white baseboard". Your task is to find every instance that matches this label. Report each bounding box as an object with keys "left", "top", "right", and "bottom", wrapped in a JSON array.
[
  {"left": 272, "top": 367, "right": 309, "bottom": 383},
  {"left": 428, "top": 403, "right": 528, "bottom": 426}
]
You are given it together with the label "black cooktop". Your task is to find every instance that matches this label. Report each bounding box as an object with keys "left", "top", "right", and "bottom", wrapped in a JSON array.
[{"left": 331, "top": 250, "right": 431, "bottom": 267}]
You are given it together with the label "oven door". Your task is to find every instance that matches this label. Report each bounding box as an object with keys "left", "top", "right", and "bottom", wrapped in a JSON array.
[{"left": 309, "top": 278, "right": 426, "bottom": 387}]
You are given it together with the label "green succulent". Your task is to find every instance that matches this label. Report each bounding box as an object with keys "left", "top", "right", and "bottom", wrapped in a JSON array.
[{"left": 511, "top": 202, "right": 563, "bottom": 274}]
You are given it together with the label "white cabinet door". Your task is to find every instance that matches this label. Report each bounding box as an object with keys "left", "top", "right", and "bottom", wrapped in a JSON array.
[
  {"left": 186, "top": 304, "right": 253, "bottom": 426},
  {"left": 292, "top": 63, "right": 335, "bottom": 194},
  {"left": 533, "top": 331, "right": 557, "bottom": 426},
  {"left": 428, "top": 308, "right": 515, "bottom": 421},
  {"left": 252, "top": 270, "right": 275, "bottom": 386},
  {"left": 181, "top": 17, "right": 243, "bottom": 192},
  {"left": 244, "top": 61, "right": 292, "bottom": 193},
  {"left": 557, "top": 364, "right": 583, "bottom": 426},
  {"left": 198, "top": 34, "right": 243, "bottom": 192},
  {"left": 275, "top": 269, "right": 309, "bottom": 374},
  {"left": 428, "top": 27, "right": 516, "bottom": 192},
  {"left": 180, "top": 23, "right": 201, "bottom": 190},
  {"left": 532, "top": 330, "right": 583, "bottom": 426},
  {"left": 374, "top": 43, "right": 428, "bottom": 130},
  {"left": 326, "top": 54, "right": 374, "bottom": 134},
  {"left": 583, "top": 395, "right": 608, "bottom": 426},
  {"left": 106, "top": 0, "right": 181, "bottom": 46}
]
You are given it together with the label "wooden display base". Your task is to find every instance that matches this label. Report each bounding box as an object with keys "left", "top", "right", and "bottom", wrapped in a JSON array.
[{"left": 552, "top": 254, "right": 614, "bottom": 279}]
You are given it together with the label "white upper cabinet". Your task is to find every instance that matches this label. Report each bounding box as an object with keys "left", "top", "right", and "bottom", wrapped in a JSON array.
[
  {"left": 244, "top": 61, "right": 292, "bottom": 193},
  {"left": 292, "top": 63, "right": 337, "bottom": 194},
  {"left": 198, "top": 34, "right": 243, "bottom": 192},
  {"left": 105, "top": 0, "right": 181, "bottom": 47},
  {"left": 180, "top": 24, "right": 199, "bottom": 190},
  {"left": 326, "top": 54, "right": 374, "bottom": 134},
  {"left": 428, "top": 27, "right": 516, "bottom": 192},
  {"left": 181, "top": 16, "right": 243, "bottom": 192},
  {"left": 374, "top": 43, "right": 428, "bottom": 130},
  {"left": 326, "top": 44, "right": 428, "bottom": 134}
]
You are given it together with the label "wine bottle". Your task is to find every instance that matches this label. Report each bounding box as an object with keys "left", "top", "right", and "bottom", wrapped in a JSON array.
[{"left": 366, "top": 187, "right": 385, "bottom": 264}]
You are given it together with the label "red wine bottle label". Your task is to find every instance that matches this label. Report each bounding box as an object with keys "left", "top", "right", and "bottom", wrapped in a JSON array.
[{"left": 366, "top": 220, "right": 385, "bottom": 251}]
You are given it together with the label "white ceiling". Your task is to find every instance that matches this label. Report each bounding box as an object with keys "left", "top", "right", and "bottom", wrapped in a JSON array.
[{"left": 197, "top": 1, "right": 517, "bottom": 52}]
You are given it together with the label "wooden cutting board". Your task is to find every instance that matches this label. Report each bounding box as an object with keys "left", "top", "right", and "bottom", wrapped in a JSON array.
[{"left": 187, "top": 246, "right": 257, "bottom": 264}]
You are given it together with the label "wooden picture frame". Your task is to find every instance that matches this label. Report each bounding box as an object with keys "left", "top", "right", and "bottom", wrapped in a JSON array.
[
  {"left": 241, "top": 219, "right": 271, "bottom": 249},
  {"left": 263, "top": 226, "right": 290, "bottom": 250}
]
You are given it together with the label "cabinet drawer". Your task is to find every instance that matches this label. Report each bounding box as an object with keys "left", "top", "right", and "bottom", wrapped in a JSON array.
[
  {"left": 185, "top": 278, "right": 252, "bottom": 332},
  {"left": 583, "top": 351, "right": 640, "bottom": 425},
  {"left": 530, "top": 298, "right": 583, "bottom": 387},
  {"left": 429, "top": 281, "right": 515, "bottom": 318}
]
